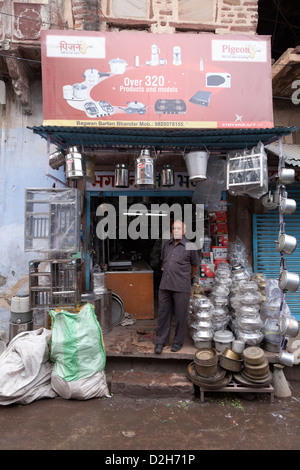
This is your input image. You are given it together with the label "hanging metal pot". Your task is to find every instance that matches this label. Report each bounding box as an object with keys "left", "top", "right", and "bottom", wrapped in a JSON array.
[
  {"left": 262, "top": 191, "right": 278, "bottom": 210},
  {"left": 161, "top": 164, "right": 174, "bottom": 186},
  {"left": 278, "top": 259, "right": 300, "bottom": 292},
  {"left": 135, "top": 149, "right": 155, "bottom": 187},
  {"left": 49, "top": 150, "right": 66, "bottom": 170},
  {"left": 183, "top": 147, "right": 209, "bottom": 181},
  {"left": 279, "top": 168, "right": 295, "bottom": 185},
  {"left": 276, "top": 350, "right": 295, "bottom": 367},
  {"left": 279, "top": 315, "right": 299, "bottom": 338},
  {"left": 275, "top": 233, "right": 297, "bottom": 255},
  {"left": 279, "top": 197, "right": 297, "bottom": 215},
  {"left": 115, "top": 163, "right": 129, "bottom": 187},
  {"left": 65, "top": 146, "right": 85, "bottom": 180}
]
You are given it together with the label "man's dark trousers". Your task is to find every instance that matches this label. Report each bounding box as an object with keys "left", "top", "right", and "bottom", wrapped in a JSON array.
[{"left": 156, "top": 288, "right": 190, "bottom": 346}]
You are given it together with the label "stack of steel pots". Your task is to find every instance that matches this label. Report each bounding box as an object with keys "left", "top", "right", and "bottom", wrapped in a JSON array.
[
  {"left": 210, "top": 262, "right": 232, "bottom": 331},
  {"left": 188, "top": 295, "right": 214, "bottom": 348},
  {"left": 231, "top": 278, "right": 264, "bottom": 346},
  {"left": 241, "top": 347, "right": 272, "bottom": 384}
]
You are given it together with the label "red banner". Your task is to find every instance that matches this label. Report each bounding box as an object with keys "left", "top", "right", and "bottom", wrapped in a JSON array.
[{"left": 41, "top": 30, "right": 273, "bottom": 129}]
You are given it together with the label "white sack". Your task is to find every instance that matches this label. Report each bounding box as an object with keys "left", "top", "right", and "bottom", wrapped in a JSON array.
[
  {"left": 0, "top": 328, "right": 56, "bottom": 405},
  {"left": 51, "top": 370, "right": 110, "bottom": 400}
]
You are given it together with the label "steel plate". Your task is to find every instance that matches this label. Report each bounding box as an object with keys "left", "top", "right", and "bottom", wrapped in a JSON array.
[{"left": 111, "top": 293, "right": 125, "bottom": 327}]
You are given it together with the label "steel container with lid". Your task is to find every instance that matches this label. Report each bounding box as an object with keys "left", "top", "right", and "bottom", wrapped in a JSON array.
[
  {"left": 115, "top": 163, "right": 129, "bottom": 187},
  {"left": 135, "top": 149, "right": 155, "bottom": 187},
  {"left": 10, "top": 293, "right": 32, "bottom": 324},
  {"left": 65, "top": 146, "right": 85, "bottom": 179},
  {"left": 49, "top": 150, "right": 66, "bottom": 170},
  {"left": 161, "top": 164, "right": 174, "bottom": 186}
]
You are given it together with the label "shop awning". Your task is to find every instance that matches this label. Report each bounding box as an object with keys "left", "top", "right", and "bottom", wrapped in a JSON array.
[
  {"left": 28, "top": 125, "right": 299, "bottom": 152},
  {"left": 265, "top": 143, "right": 300, "bottom": 167}
]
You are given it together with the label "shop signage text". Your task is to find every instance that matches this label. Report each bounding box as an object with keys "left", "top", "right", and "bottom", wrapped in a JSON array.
[
  {"left": 41, "top": 30, "right": 273, "bottom": 129},
  {"left": 86, "top": 171, "right": 196, "bottom": 191}
]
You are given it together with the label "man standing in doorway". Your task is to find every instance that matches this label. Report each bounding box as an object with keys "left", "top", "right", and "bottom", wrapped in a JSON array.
[{"left": 155, "top": 220, "right": 200, "bottom": 354}]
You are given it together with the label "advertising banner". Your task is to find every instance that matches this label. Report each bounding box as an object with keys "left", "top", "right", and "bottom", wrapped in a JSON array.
[{"left": 41, "top": 30, "right": 273, "bottom": 129}]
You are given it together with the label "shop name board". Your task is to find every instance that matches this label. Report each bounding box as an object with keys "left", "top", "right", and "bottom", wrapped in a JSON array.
[
  {"left": 86, "top": 171, "right": 196, "bottom": 191},
  {"left": 41, "top": 30, "right": 273, "bottom": 129}
]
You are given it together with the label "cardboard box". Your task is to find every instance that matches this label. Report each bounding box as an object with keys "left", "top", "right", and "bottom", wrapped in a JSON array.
[
  {"left": 212, "top": 246, "right": 227, "bottom": 260},
  {"left": 200, "top": 263, "right": 215, "bottom": 278},
  {"left": 214, "top": 234, "right": 228, "bottom": 247},
  {"left": 215, "top": 259, "right": 229, "bottom": 269}
]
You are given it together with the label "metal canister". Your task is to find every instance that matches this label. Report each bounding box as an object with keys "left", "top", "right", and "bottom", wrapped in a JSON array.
[
  {"left": 115, "top": 163, "right": 129, "bottom": 187},
  {"left": 135, "top": 149, "right": 155, "bottom": 187},
  {"left": 161, "top": 164, "right": 174, "bottom": 186},
  {"left": 65, "top": 146, "right": 85, "bottom": 179},
  {"left": 10, "top": 293, "right": 33, "bottom": 324},
  {"left": 49, "top": 150, "right": 65, "bottom": 170}
]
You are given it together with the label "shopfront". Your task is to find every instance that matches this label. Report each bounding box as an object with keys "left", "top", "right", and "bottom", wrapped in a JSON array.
[{"left": 28, "top": 29, "right": 299, "bottom": 337}]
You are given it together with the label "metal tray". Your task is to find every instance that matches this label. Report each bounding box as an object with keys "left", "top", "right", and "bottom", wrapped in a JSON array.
[{"left": 111, "top": 293, "right": 125, "bottom": 326}]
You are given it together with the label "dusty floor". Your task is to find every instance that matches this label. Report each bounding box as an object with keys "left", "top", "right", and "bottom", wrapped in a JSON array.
[{"left": 0, "top": 381, "right": 299, "bottom": 451}]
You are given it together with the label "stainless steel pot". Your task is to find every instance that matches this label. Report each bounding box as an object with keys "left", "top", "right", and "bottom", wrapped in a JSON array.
[
  {"left": 275, "top": 233, "right": 297, "bottom": 255},
  {"left": 279, "top": 260, "right": 300, "bottom": 292},
  {"left": 276, "top": 350, "right": 295, "bottom": 367},
  {"left": 279, "top": 168, "right": 295, "bottom": 185},
  {"left": 279, "top": 315, "right": 299, "bottom": 337},
  {"left": 49, "top": 150, "right": 66, "bottom": 170},
  {"left": 115, "top": 163, "right": 129, "bottom": 187},
  {"left": 279, "top": 197, "right": 297, "bottom": 215}
]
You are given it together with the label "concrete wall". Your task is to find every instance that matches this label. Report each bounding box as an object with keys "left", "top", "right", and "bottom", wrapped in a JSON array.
[{"left": 0, "top": 80, "right": 65, "bottom": 336}]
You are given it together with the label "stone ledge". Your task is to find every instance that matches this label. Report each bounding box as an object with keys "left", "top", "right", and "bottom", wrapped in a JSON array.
[{"left": 111, "top": 370, "right": 195, "bottom": 398}]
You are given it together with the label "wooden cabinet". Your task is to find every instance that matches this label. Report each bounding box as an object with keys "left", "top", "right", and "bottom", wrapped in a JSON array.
[{"left": 105, "top": 261, "right": 154, "bottom": 319}]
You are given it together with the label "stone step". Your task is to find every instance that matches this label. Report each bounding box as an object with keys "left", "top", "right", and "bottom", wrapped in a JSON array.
[{"left": 110, "top": 370, "right": 195, "bottom": 399}]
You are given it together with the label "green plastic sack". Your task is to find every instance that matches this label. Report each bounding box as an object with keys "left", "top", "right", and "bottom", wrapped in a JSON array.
[{"left": 49, "top": 303, "right": 106, "bottom": 382}]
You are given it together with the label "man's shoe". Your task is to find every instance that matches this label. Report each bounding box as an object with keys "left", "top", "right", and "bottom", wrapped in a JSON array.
[
  {"left": 171, "top": 343, "right": 182, "bottom": 352},
  {"left": 154, "top": 344, "right": 164, "bottom": 354}
]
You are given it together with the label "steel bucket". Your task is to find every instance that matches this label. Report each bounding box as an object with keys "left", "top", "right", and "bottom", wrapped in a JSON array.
[
  {"left": 183, "top": 150, "right": 209, "bottom": 181},
  {"left": 65, "top": 146, "right": 85, "bottom": 180},
  {"left": 115, "top": 163, "right": 129, "bottom": 187}
]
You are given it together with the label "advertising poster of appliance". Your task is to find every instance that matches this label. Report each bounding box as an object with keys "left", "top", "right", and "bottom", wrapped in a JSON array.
[{"left": 41, "top": 31, "right": 273, "bottom": 129}]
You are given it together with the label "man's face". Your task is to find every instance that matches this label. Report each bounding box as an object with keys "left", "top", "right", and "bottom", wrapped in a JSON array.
[{"left": 172, "top": 221, "right": 185, "bottom": 241}]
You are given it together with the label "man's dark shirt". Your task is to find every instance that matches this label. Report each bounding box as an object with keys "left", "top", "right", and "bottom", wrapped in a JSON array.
[{"left": 159, "top": 236, "right": 200, "bottom": 293}]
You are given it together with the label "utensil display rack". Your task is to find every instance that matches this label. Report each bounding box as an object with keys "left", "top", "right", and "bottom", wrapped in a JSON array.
[
  {"left": 198, "top": 379, "right": 275, "bottom": 403},
  {"left": 29, "top": 258, "right": 80, "bottom": 309},
  {"left": 226, "top": 152, "right": 264, "bottom": 189},
  {"left": 24, "top": 188, "right": 81, "bottom": 254}
]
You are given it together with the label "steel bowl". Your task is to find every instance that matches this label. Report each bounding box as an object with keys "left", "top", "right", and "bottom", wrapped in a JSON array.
[
  {"left": 195, "top": 347, "right": 217, "bottom": 366},
  {"left": 220, "top": 354, "right": 243, "bottom": 372},
  {"left": 223, "top": 347, "right": 241, "bottom": 361}
]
